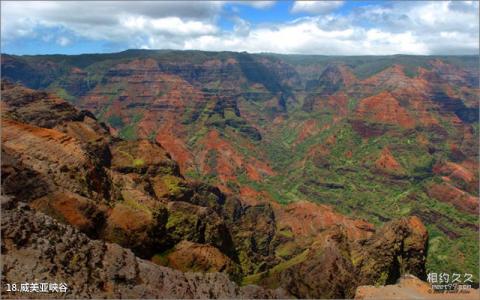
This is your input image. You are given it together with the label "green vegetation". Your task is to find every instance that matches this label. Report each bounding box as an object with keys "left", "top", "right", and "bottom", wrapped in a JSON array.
[
  {"left": 108, "top": 115, "right": 124, "bottom": 128},
  {"left": 151, "top": 248, "right": 174, "bottom": 266},
  {"left": 242, "top": 249, "right": 310, "bottom": 287},
  {"left": 132, "top": 158, "right": 145, "bottom": 167},
  {"left": 209, "top": 97, "right": 479, "bottom": 282},
  {"left": 122, "top": 197, "right": 151, "bottom": 214},
  {"left": 162, "top": 175, "right": 188, "bottom": 197},
  {"left": 118, "top": 113, "right": 143, "bottom": 140},
  {"left": 3, "top": 50, "right": 478, "bottom": 283}
]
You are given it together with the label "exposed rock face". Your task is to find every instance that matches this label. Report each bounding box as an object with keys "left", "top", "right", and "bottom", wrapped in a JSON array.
[
  {"left": 227, "top": 200, "right": 280, "bottom": 274},
  {"left": 303, "top": 64, "right": 356, "bottom": 111},
  {"left": 355, "top": 275, "right": 480, "bottom": 300},
  {"left": 272, "top": 227, "right": 360, "bottom": 299},
  {"left": 273, "top": 200, "right": 374, "bottom": 242},
  {"left": 427, "top": 182, "right": 479, "bottom": 215},
  {"left": 110, "top": 139, "right": 180, "bottom": 176},
  {"left": 1, "top": 197, "right": 288, "bottom": 299},
  {"left": 354, "top": 91, "right": 416, "bottom": 129},
  {"left": 0, "top": 82, "right": 237, "bottom": 263},
  {"left": 163, "top": 201, "right": 234, "bottom": 256},
  {"left": 375, "top": 147, "right": 406, "bottom": 176},
  {"left": 2, "top": 118, "right": 111, "bottom": 202},
  {"left": 159, "top": 240, "right": 243, "bottom": 282},
  {"left": 252, "top": 217, "right": 428, "bottom": 299},
  {"left": 352, "top": 216, "right": 428, "bottom": 286},
  {"left": 0, "top": 81, "right": 433, "bottom": 298},
  {"left": 29, "top": 191, "right": 106, "bottom": 237},
  {"left": 2, "top": 80, "right": 81, "bottom": 127}
]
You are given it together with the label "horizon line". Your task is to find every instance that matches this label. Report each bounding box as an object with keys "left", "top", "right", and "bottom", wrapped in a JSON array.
[{"left": 1, "top": 48, "right": 479, "bottom": 57}]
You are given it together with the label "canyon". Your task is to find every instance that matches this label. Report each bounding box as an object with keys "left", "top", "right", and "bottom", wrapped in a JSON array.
[{"left": 1, "top": 50, "right": 479, "bottom": 298}]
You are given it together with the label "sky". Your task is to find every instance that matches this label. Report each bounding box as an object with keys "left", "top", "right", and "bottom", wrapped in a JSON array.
[{"left": 1, "top": 1, "right": 479, "bottom": 56}]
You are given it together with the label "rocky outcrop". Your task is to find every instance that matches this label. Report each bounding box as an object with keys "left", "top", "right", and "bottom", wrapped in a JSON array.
[
  {"left": 0, "top": 82, "right": 289, "bottom": 292},
  {"left": 159, "top": 240, "right": 242, "bottom": 282},
  {"left": 352, "top": 216, "right": 428, "bottom": 286},
  {"left": 427, "top": 182, "right": 479, "bottom": 215},
  {"left": 1, "top": 197, "right": 288, "bottom": 299},
  {"left": 1, "top": 118, "right": 111, "bottom": 203},
  {"left": 375, "top": 147, "right": 406, "bottom": 176},
  {"left": 250, "top": 217, "right": 428, "bottom": 299},
  {"left": 355, "top": 274, "right": 479, "bottom": 300},
  {"left": 303, "top": 64, "right": 356, "bottom": 111},
  {"left": 227, "top": 199, "right": 279, "bottom": 274},
  {"left": 433, "top": 160, "right": 478, "bottom": 194},
  {"left": 354, "top": 91, "right": 415, "bottom": 129},
  {"left": 110, "top": 139, "right": 180, "bottom": 175}
]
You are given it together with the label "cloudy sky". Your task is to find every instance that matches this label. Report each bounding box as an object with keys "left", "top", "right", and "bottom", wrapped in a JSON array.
[{"left": 1, "top": 1, "right": 479, "bottom": 55}]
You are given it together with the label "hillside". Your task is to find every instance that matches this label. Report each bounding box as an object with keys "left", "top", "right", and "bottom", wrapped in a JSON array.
[{"left": 1, "top": 50, "right": 479, "bottom": 293}]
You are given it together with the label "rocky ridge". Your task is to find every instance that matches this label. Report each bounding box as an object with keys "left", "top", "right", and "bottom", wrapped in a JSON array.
[
  {"left": 1, "top": 196, "right": 287, "bottom": 299},
  {"left": 1, "top": 81, "right": 431, "bottom": 298}
]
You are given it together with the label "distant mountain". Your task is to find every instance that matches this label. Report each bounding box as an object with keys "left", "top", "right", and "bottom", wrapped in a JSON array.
[{"left": 1, "top": 50, "right": 479, "bottom": 291}]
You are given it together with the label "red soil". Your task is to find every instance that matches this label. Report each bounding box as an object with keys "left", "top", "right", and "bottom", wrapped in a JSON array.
[
  {"left": 356, "top": 91, "right": 415, "bottom": 128},
  {"left": 326, "top": 91, "right": 350, "bottom": 116},
  {"left": 296, "top": 119, "right": 319, "bottom": 143},
  {"left": 199, "top": 130, "right": 274, "bottom": 183},
  {"left": 427, "top": 182, "right": 479, "bottom": 215},
  {"left": 433, "top": 161, "right": 475, "bottom": 186},
  {"left": 275, "top": 200, "right": 374, "bottom": 241},
  {"left": 375, "top": 147, "right": 404, "bottom": 173},
  {"left": 239, "top": 186, "right": 268, "bottom": 206}
]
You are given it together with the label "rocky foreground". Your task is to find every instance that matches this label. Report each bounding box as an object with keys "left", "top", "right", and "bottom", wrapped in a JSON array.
[
  {"left": 355, "top": 275, "right": 479, "bottom": 300},
  {"left": 2, "top": 80, "right": 431, "bottom": 298},
  {"left": 1, "top": 196, "right": 287, "bottom": 299}
]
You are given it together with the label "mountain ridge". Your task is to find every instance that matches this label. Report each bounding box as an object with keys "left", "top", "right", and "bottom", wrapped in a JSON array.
[
  {"left": 1, "top": 49, "right": 479, "bottom": 292},
  {"left": 1, "top": 80, "right": 434, "bottom": 298}
]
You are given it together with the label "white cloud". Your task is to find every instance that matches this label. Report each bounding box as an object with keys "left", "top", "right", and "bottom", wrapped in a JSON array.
[
  {"left": 56, "top": 36, "right": 70, "bottom": 46},
  {"left": 122, "top": 16, "right": 217, "bottom": 37},
  {"left": 176, "top": 19, "right": 429, "bottom": 55},
  {"left": 1, "top": 1, "right": 478, "bottom": 55},
  {"left": 220, "top": 1, "right": 276, "bottom": 9},
  {"left": 246, "top": 1, "right": 276, "bottom": 9},
  {"left": 350, "top": 1, "right": 479, "bottom": 54},
  {"left": 1, "top": 1, "right": 222, "bottom": 40},
  {"left": 291, "top": 1, "right": 344, "bottom": 14},
  {"left": 151, "top": 17, "right": 217, "bottom": 36}
]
